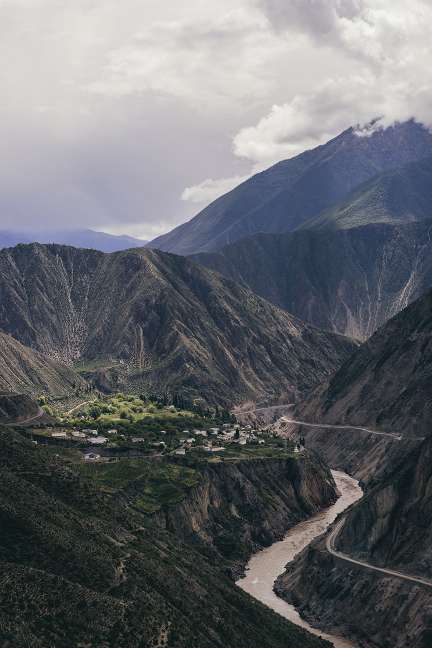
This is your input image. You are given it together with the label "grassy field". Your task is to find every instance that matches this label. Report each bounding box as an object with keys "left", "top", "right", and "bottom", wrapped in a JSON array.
[
  {"left": 78, "top": 458, "right": 201, "bottom": 513},
  {"left": 182, "top": 444, "right": 299, "bottom": 465},
  {"left": 222, "top": 445, "right": 298, "bottom": 461}
]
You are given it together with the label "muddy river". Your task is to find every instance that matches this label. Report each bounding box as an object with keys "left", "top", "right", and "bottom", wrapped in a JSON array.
[{"left": 237, "top": 470, "right": 363, "bottom": 648}]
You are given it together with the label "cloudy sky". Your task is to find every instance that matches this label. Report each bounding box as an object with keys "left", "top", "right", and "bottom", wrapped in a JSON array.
[{"left": 0, "top": 0, "right": 431, "bottom": 239}]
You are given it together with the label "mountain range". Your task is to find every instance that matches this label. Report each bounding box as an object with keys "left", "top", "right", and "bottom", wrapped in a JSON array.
[
  {"left": 193, "top": 219, "right": 432, "bottom": 340},
  {"left": 2, "top": 116, "right": 432, "bottom": 648},
  {"left": 149, "top": 120, "right": 432, "bottom": 255},
  {"left": 0, "top": 228, "right": 147, "bottom": 253},
  {"left": 0, "top": 243, "right": 355, "bottom": 406}
]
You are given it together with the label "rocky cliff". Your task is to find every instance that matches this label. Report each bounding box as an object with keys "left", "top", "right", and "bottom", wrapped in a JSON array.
[
  {"left": 275, "top": 438, "right": 432, "bottom": 647},
  {"left": 271, "top": 289, "right": 432, "bottom": 647},
  {"left": 151, "top": 454, "right": 337, "bottom": 575},
  {"left": 337, "top": 437, "right": 432, "bottom": 580},
  {"left": 0, "top": 243, "right": 356, "bottom": 406},
  {"left": 275, "top": 535, "right": 432, "bottom": 648},
  {"left": 272, "top": 418, "right": 403, "bottom": 485}
]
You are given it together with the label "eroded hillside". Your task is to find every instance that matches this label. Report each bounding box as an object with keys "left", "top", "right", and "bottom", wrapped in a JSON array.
[{"left": 0, "top": 243, "right": 356, "bottom": 406}]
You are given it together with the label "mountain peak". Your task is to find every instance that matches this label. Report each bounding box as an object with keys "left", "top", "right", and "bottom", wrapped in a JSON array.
[{"left": 149, "top": 120, "right": 432, "bottom": 256}]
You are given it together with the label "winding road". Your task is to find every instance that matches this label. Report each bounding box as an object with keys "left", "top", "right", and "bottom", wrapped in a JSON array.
[
  {"left": 281, "top": 417, "right": 432, "bottom": 588},
  {"left": 234, "top": 403, "right": 294, "bottom": 416},
  {"left": 6, "top": 406, "right": 45, "bottom": 427},
  {"left": 280, "top": 417, "right": 403, "bottom": 441},
  {"left": 326, "top": 515, "right": 432, "bottom": 589},
  {"left": 65, "top": 399, "right": 95, "bottom": 416}
]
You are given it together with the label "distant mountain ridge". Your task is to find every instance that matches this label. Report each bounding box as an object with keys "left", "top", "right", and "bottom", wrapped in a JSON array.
[
  {"left": 0, "top": 243, "right": 355, "bottom": 406},
  {"left": 0, "top": 228, "right": 147, "bottom": 253},
  {"left": 149, "top": 120, "right": 432, "bottom": 255},
  {"left": 193, "top": 220, "right": 432, "bottom": 340}
]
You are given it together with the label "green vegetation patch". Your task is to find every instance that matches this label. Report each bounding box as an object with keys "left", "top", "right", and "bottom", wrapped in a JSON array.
[
  {"left": 215, "top": 445, "right": 298, "bottom": 462},
  {"left": 63, "top": 393, "right": 203, "bottom": 428},
  {"left": 79, "top": 458, "right": 200, "bottom": 513},
  {"left": 73, "top": 358, "right": 121, "bottom": 373}
]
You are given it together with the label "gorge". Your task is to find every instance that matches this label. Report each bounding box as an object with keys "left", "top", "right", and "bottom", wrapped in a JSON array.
[{"left": 238, "top": 470, "right": 362, "bottom": 648}]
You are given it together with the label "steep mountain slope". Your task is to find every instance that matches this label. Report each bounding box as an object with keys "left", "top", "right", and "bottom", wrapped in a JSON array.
[
  {"left": 272, "top": 291, "right": 432, "bottom": 648},
  {"left": 155, "top": 453, "right": 336, "bottom": 572},
  {"left": 0, "top": 429, "right": 332, "bottom": 648},
  {"left": 193, "top": 220, "right": 432, "bottom": 340},
  {"left": 0, "top": 331, "right": 84, "bottom": 397},
  {"left": 0, "top": 244, "right": 355, "bottom": 406},
  {"left": 149, "top": 120, "right": 432, "bottom": 255},
  {"left": 0, "top": 229, "right": 147, "bottom": 252},
  {"left": 305, "top": 155, "right": 432, "bottom": 230},
  {"left": 297, "top": 288, "right": 432, "bottom": 437},
  {"left": 0, "top": 393, "right": 41, "bottom": 424},
  {"left": 275, "top": 438, "right": 432, "bottom": 648}
]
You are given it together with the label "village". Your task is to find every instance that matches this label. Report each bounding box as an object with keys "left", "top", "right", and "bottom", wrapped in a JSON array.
[
  {"left": 48, "top": 421, "right": 304, "bottom": 463},
  {"left": 21, "top": 393, "right": 304, "bottom": 464}
]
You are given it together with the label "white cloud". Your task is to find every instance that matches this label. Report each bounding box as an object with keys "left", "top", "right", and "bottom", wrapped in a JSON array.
[
  {"left": 182, "top": 0, "right": 432, "bottom": 206},
  {"left": 1, "top": 0, "right": 432, "bottom": 232},
  {"left": 181, "top": 175, "right": 250, "bottom": 204},
  {"left": 233, "top": 75, "right": 382, "bottom": 164},
  {"left": 88, "top": 6, "right": 286, "bottom": 112},
  {"left": 259, "top": 0, "right": 365, "bottom": 39}
]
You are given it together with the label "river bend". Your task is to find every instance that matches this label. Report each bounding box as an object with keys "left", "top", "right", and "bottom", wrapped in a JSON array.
[{"left": 237, "top": 470, "right": 362, "bottom": 648}]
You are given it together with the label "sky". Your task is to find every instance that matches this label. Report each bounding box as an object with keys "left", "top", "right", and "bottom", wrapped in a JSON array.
[{"left": 0, "top": 0, "right": 431, "bottom": 240}]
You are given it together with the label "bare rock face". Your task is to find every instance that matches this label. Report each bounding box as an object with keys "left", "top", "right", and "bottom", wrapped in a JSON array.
[
  {"left": 337, "top": 437, "right": 432, "bottom": 580},
  {"left": 273, "top": 419, "right": 402, "bottom": 485},
  {"left": 276, "top": 438, "right": 432, "bottom": 647},
  {"left": 275, "top": 539, "right": 432, "bottom": 648},
  {"left": 0, "top": 243, "right": 356, "bottom": 406},
  {"left": 193, "top": 220, "right": 432, "bottom": 341},
  {"left": 152, "top": 453, "right": 337, "bottom": 574},
  {"left": 272, "top": 290, "right": 432, "bottom": 648}
]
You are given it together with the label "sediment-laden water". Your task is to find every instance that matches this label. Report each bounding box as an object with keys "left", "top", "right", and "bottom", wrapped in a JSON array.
[{"left": 237, "top": 470, "right": 363, "bottom": 648}]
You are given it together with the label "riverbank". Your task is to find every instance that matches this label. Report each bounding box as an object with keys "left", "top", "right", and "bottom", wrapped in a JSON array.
[{"left": 237, "top": 471, "right": 362, "bottom": 648}]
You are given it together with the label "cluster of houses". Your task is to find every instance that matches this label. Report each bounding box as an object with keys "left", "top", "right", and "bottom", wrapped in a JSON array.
[
  {"left": 48, "top": 420, "right": 284, "bottom": 463},
  {"left": 173, "top": 423, "right": 265, "bottom": 456},
  {"left": 51, "top": 428, "right": 120, "bottom": 447}
]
